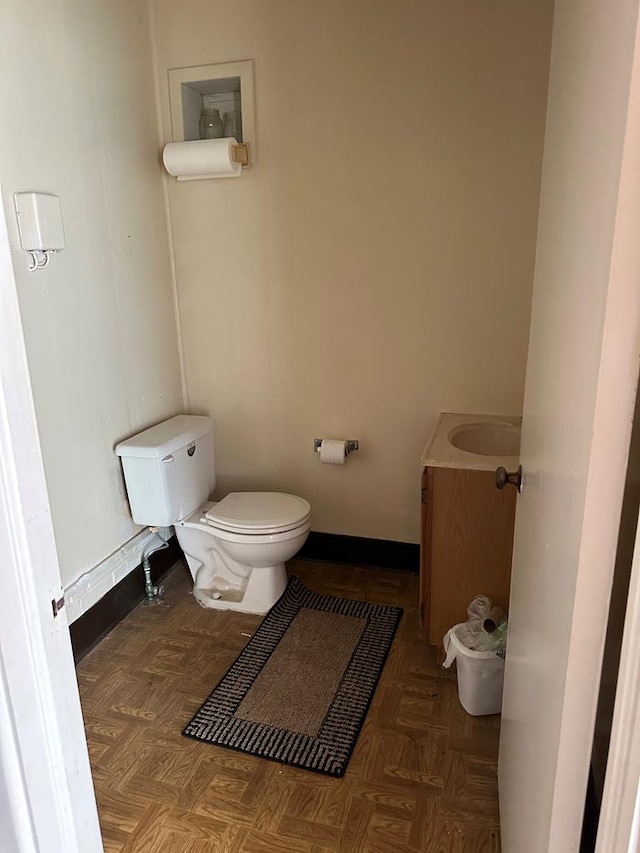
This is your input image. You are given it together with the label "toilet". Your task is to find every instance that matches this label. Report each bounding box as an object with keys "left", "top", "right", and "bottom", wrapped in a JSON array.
[{"left": 115, "top": 415, "right": 311, "bottom": 613}]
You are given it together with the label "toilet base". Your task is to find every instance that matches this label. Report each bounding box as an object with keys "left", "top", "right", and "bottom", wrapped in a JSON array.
[{"left": 192, "top": 562, "right": 287, "bottom": 614}]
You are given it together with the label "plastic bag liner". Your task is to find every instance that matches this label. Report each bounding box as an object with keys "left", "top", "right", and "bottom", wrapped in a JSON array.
[{"left": 443, "top": 623, "right": 505, "bottom": 716}]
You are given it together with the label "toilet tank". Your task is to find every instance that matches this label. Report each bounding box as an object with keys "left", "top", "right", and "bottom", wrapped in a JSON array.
[{"left": 115, "top": 415, "right": 215, "bottom": 526}]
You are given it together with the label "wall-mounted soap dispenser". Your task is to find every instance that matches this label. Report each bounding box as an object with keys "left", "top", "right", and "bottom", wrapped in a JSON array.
[{"left": 14, "top": 192, "right": 65, "bottom": 271}]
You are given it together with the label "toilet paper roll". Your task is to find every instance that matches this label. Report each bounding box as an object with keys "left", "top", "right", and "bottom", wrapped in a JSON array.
[
  {"left": 320, "top": 439, "right": 348, "bottom": 464},
  {"left": 162, "top": 138, "right": 242, "bottom": 181}
]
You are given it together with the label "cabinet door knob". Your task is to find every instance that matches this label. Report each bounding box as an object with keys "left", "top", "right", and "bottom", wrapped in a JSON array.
[{"left": 495, "top": 465, "right": 523, "bottom": 493}]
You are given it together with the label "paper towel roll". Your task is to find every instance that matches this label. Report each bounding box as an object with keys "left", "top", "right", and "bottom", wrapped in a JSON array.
[
  {"left": 320, "top": 439, "right": 347, "bottom": 464},
  {"left": 162, "top": 138, "right": 242, "bottom": 181}
]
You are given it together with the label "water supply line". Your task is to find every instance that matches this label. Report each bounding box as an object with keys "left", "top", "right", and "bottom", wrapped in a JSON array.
[{"left": 142, "top": 530, "right": 169, "bottom": 603}]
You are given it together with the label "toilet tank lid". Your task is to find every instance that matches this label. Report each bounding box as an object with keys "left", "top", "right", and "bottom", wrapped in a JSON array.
[{"left": 115, "top": 415, "right": 215, "bottom": 459}]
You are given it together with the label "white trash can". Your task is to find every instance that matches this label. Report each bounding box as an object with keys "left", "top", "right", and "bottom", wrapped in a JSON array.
[{"left": 442, "top": 623, "right": 505, "bottom": 716}]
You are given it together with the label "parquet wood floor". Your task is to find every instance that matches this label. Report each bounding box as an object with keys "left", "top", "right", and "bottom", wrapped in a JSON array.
[{"left": 76, "top": 559, "right": 501, "bottom": 852}]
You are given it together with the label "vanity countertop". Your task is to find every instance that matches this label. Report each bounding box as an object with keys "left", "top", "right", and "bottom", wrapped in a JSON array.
[{"left": 421, "top": 412, "right": 521, "bottom": 472}]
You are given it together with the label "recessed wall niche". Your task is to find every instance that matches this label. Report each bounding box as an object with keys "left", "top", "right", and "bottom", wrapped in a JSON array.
[{"left": 168, "top": 60, "right": 256, "bottom": 163}]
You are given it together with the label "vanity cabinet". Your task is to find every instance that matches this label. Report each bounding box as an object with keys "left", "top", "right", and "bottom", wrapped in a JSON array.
[{"left": 420, "top": 464, "right": 517, "bottom": 646}]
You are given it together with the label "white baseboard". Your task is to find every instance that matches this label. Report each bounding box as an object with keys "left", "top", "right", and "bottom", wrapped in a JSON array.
[{"left": 64, "top": 527, "right": 173, "bottom": 624}]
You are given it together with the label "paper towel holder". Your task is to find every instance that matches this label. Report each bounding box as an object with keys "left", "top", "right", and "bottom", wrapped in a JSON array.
[
  {"left": 314, "top": 439, "right": 359, "bottom": 456},
  {"left": 231, "top": 143, "right": 250, "bottom": 167},
  {"left": 162, "top": 138, "right": 251, "bottom": 181}
]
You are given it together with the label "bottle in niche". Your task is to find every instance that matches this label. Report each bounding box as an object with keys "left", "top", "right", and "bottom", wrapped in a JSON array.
[
  {"left": 199, "top": 107, "right": 223, "bottom": 140},
  {"left": 223, "top": 110, "right": 243, "bottom": 141}
]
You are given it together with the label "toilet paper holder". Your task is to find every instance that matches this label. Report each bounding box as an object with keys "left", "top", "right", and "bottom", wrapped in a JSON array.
[{"left": 313, "top": 439, "right": 359, "bottom": 455}]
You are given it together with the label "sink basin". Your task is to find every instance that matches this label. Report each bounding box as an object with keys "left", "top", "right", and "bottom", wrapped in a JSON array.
[
  {"left": 448, "top": 421, "right": 521, "bottom": 457},
  {"left": 421, "top": 412, "right": 521, "bottom": 470}
]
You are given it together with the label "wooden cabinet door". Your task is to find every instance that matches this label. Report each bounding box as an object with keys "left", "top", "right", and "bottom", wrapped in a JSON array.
[{"left": 422, "top": 466, "right": 516, "bottom": 646}]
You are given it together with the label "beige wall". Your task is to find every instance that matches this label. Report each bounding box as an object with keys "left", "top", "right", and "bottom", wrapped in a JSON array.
[
  {"left": 0, "top": 0, "right": 183, "bottom": 587},
  {"left": 153, "top": 0, "right": 553, "bottom": 543}
]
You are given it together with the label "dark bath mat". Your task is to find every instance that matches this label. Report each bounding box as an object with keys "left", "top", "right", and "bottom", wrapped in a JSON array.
[{"left": 182, "top": 575, "right": 403, "bottom": 777}]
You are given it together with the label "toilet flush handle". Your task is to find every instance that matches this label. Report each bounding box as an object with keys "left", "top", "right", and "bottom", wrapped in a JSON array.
[{"left": 162, "top": 454, "right": 174, "bottom": 463}]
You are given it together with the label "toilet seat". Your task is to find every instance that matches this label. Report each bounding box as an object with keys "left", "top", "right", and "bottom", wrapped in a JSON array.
[
  {"left": 195, "top": 519, "right": 310, "bottom": 546},
  {"left": 178, "top": 497, "right": 311, "bottom": 547},
  {"left": 204, "top": 492, "right": 311, "bottom": 536}
]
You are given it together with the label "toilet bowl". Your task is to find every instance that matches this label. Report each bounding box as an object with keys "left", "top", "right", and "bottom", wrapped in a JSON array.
[{"left": 175, "top": 493, "right": 311, "bottom": 613}]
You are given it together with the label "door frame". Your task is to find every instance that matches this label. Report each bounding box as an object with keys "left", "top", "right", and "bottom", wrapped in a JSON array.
[
  {"left": 592, "top": 5, "right": 640, "bottom": 846},
  {"left": 596, "top": 508, "right": 640, "bottom": 851},
  {"left": 0, "top": 189, "right": 103, "bottom": 852},
  {"left": 2, "top": 10, "right": 640, "bottom": 853}
]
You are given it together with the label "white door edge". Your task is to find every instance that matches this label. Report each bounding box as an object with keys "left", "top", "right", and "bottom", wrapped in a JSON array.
[
  {"left": 0, "top": 187, "right": 103, "bottom": 851},
  {"left": 498, "top": 1, "right": 640, "bottom": 849},
  {"left": 596, "top": 510, "right": 640, "bottom": 852},
  {"left": 594, "top": 9, "right": 640, "bottom": 848}
]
